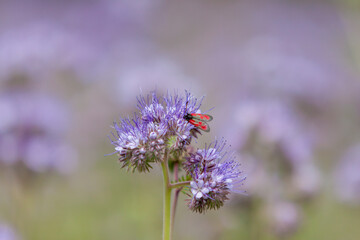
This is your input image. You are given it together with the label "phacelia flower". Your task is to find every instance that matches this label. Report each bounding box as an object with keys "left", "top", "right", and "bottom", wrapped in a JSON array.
[
  {"left": 185, "top": 140, "right": 246, "bottom": 213},
  {"left": 110, "top": 91, "right": 204, "bottom": 172},
  {"left": 183, "top": 140, "right": 225, "bottom": 174},
  {"left": 109, "top": 91, "right": 246, "bottom": 215}
]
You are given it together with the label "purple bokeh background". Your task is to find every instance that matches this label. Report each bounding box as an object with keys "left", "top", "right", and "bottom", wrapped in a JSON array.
[{"left": 1, "top": 0, "right": 360, "bottom": 239}]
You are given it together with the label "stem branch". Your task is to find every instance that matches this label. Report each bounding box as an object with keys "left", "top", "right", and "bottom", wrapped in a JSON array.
[{"left": 170, "top": 181, "right": 191, "bottom": 189}]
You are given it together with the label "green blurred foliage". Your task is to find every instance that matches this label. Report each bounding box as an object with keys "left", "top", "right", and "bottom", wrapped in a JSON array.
[{"left": 1, "top": 158, "right": 360, "bottom": 240}]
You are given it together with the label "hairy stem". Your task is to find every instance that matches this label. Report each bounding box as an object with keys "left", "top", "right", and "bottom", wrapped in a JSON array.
[
  {"left": 171, "top": 188, "right": 181, "bottom": 231},
  {"left": 171, "top": 162, "right": 181, "bottom": 232},
  {"left": 161, "top": 153, "right": 172, "bottom": 240}
]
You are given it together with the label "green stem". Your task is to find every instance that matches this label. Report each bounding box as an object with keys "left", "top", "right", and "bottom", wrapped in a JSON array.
[
  {"left": 161, "top": 159, "right": 172, "bottom": 240},
  {"left": 171, "top": 188, "right": 181, "bottom": 232},
  {"left": 171, "top": 162, "right": 181, "bottom": 233}
]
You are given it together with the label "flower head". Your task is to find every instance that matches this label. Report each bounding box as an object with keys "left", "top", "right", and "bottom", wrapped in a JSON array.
[
  {"left": 183, "top": 140, "right": 225, "bottom": 174},
  {"left": 110, "top": 90, "right": 204, "bottom": 172},
  {"left": 186, "top": 140, "right": 246, "bottom": 213},
  {"left": 111, "top": 115, "right": 153, "bottom": 172}
]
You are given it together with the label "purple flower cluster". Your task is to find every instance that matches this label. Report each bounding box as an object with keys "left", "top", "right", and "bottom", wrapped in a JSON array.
[
  {"left": 186, "top": 140, "right": 246, "bottom": 213},
  {"left": 110, "top": 91, "right": 203, "bottom": 172},
  {"left": 110, "top": 91, "right": 246, "bottom": 212},
  {"left": 0, "top": 91, "right": 77, "bottom": 174},
  {"left": 0, "top": 0, "right": 160, "bottom": 84},
  {"left": 225, "top": 98, "right": 320, "bottom": 198}
]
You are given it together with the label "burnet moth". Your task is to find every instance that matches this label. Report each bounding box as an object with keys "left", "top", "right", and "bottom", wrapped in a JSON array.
[
  {"left": 183, "top": 98, "right": 213, "bottom": 132},
  {"left": 183, "top": 112, "right": 213, "bottom": 132}
]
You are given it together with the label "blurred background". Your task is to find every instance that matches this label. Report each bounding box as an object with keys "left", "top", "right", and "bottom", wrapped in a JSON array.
[{"left": 1, "top": 0, "right": 360, "bottom": 239}]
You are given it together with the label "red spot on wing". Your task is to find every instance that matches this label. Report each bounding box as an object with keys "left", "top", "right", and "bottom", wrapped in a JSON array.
[
  {"left": 191, "top": 113, "right": 212, "bottom": 121},
  {"left": 189, "top": 119, "right": 200, "bottom": 127},
  {"left": 189, "top": 119, "right": 196, "bottom": 125},
  {"left": 188, "top": 116, "right": 211, "bottom": 132},
  {"left": 201, "top": 125, "right": 207, "bottom": 130}
]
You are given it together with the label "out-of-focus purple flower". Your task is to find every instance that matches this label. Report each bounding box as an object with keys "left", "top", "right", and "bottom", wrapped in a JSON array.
[
  {"left": 0, "top": 91, "right": 68, "bottom": 135},
  {"left": 186, "top": 140, "right": 246, "bottom": 213},
  {"left": 238, "top": 36, "right": 343, "bottom": 106},
  {"left": 334, "top": 144, "right": 360, "bottom": 204},
  {"left": 110, "top": 91, "right": 203, "bottom": 172},
  {"left": 266, "top": 201, "right": 301, "bottom": 237},
  {"left": 290, "top": 162, "right": 321, "bottom": 198},
  {"left": 0, "top": 91, "right": 77, "bottom": 174},
  {"left": 0, "top": 0, "right": 163, "bottom": 83},
  {"left": 23, "top": 136, "right": 78, "bottom": 174},
  {"left": 104, "top": 0, "right": 161, "bottom": 24},
  {"left": 0, "top": 134, "right": 18, "bottom": 165},
  {"left": 0, "top": 223, "right": 20, "bottom": 240},
  {"left": 0, "top": 22, "right": 98, "bottom": 82},
  {"left": 150, "top": 1, "right": 350, "bottom": 107},
  {"left": 224, "top": 98, "right": 321, "bottom": 199},
  {"left": 238, "top": 154, "right": 268, "bottom": 198},
  {"left": 229, "top": 98, "right": 316, "bottom": 167}
]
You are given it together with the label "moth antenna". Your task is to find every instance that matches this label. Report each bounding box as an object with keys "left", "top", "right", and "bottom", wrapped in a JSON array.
[{"left": 203, "top": 107, "right": 215, "bottom": 114}]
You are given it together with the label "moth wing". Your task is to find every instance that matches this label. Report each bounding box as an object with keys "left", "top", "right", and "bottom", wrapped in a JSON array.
[
  {"left": 198, "top": 121, "right": 210, "bottom": 132},
  {"left": 188, "top": 119, "right": 199, "bottom": 126},
  {"left": 188, "top": 119, "right": 210, "bottom": 132},
  {"left": 190, "top": 113, "right": 213, "bottom": 122}
]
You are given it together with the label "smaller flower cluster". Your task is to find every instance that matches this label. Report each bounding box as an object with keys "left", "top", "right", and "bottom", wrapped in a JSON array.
[{"left": 185, "top": 140, "right": 246, "bottom": 213}]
